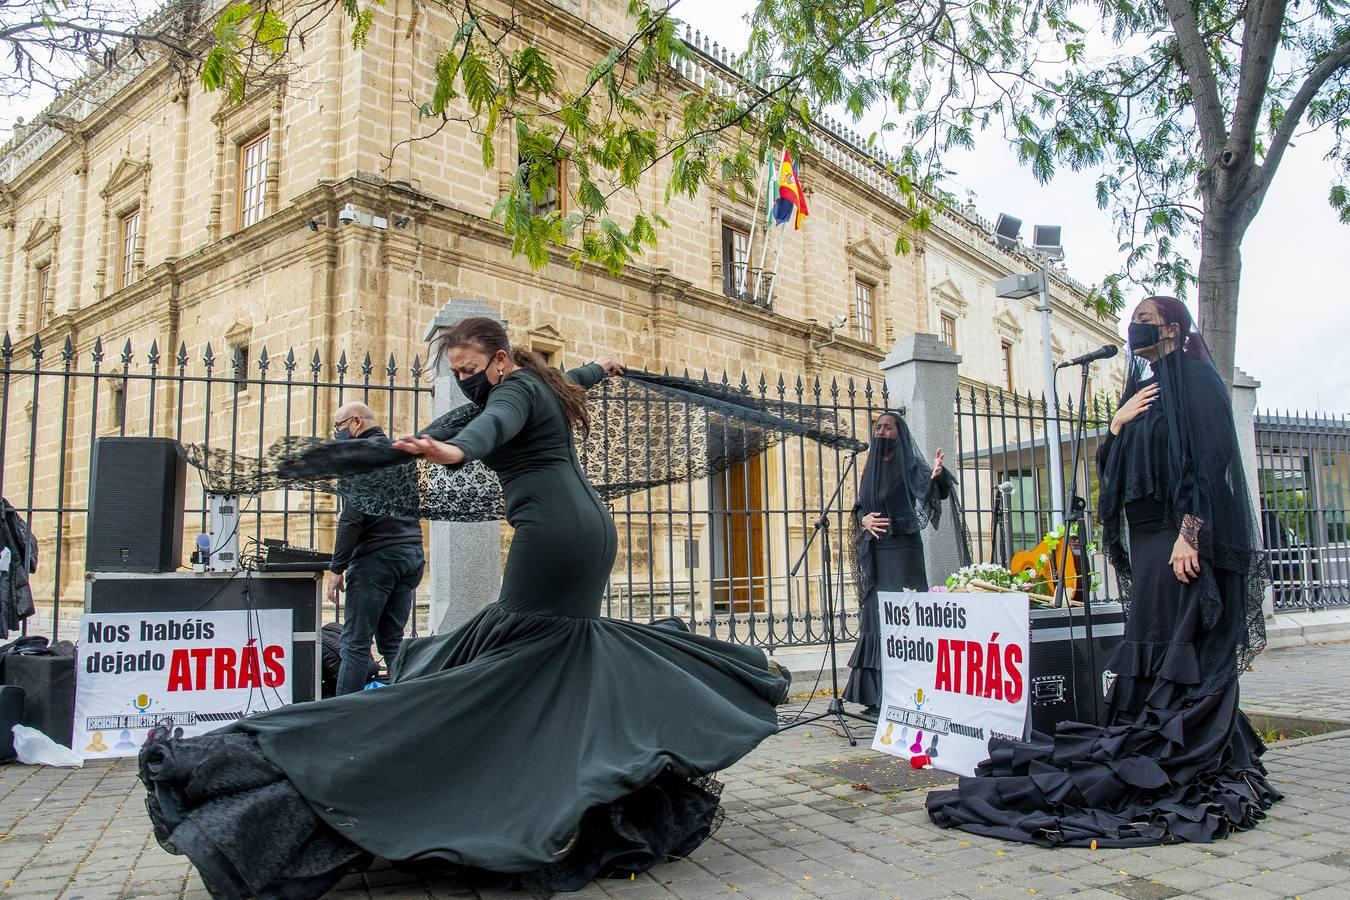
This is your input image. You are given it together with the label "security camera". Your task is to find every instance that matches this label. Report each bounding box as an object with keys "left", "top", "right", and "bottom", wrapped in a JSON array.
[
  {"left": 338, "top": 202, "right": 358, "bottom": 225},
  {"left": 305, "top": 217, "right": 322, "bottom": 232},
  {"left": 830, "top": 314, "right": 848, "bottom": 330}
]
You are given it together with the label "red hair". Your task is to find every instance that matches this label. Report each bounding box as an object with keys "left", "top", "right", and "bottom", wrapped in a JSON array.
[{"left": 1142, "top": 296, "right": 1208, "bottom": 361}]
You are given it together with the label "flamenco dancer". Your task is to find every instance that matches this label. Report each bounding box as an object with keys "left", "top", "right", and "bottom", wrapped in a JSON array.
[
  {"left": 844, "top": 411, "right": 950, "bottom": 717},
  {"left": 927, "top": 296, "right": 1280, "bottom": 846},
  {"left": 138, "top": 317, "right": 792, "bottom": 897}
]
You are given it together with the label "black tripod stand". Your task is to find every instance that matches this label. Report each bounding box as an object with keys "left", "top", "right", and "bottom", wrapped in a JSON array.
[
  {"left": 778, "top": 448, "right": 874, "bottom": 746},
  {"left": 1053, "top": 360, "right": 1102, "bottom": 725}
]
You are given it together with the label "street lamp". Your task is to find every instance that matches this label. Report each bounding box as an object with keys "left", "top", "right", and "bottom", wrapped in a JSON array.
[{"left": 993, "top": 215, "right": 1065, "bottom": 526}]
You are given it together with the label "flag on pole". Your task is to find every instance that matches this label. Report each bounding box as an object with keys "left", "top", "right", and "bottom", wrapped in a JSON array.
[
  {"left": 765, "top": 151, "right": 783, "bottom": 228},
  {"left": 775, "top": 150, "right": 809, "bottom": 229}
]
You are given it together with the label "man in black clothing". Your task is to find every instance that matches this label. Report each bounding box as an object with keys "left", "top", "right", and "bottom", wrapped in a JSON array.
[{"left": 326, "top": 402, "right": 426, "bottom": 695}]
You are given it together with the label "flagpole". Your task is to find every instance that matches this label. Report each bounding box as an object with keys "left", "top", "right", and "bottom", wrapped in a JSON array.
[
  {"left": 741, "top": 152, "right": 768, "bottom": 298},
  {"left": 764, "top": 220, "right": 788, "bottom": 307},
  {"left": 753, "top": 146, "right": 787, "bottom": 302}
]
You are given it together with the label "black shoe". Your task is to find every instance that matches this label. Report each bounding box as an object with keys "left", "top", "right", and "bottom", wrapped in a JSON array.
[{"left": 862, "top": 705, "right": 880, "bottom": 719}]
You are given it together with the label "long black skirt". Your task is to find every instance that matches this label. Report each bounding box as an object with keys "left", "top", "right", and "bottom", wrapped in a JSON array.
[
  {"left": 844, "top": 531, "right": 927, "bottom": 709},
  {"left": 925, "top": 507, "right": 1281, "bottom": 846},
  {"left": 138, "top": 608, "right": 789, "bottom": 898}
]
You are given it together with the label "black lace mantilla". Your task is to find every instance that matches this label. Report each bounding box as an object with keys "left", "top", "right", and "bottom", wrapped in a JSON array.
[{"left": 182, "top": 372, "right": 867, "bottom": 522}]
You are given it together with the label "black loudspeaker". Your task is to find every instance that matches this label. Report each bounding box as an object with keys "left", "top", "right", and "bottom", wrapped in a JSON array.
[
  {"left": 3, "top": 648, "right": 75, "bottom": 747},
  {"left": 87, "top": 437, "right": 187, "bottom": 573},
  {"left": 0, "top": 685, "right": 25, "bottom": 761},
  {"left": 1027, "top": 602, "right": 1126, "bottom": 737}
]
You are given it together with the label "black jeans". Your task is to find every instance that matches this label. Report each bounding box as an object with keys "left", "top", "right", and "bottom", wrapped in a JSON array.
[{"left": 338, "top": 542, "right": 424, "bottom": 695}]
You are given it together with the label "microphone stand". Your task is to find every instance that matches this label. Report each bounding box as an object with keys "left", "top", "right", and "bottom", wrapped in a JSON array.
[
  {"left": 1053, "top": 361, "right": 1100, "bottom": 725},
  {"left": 778, "top": 447, "right": 873, "bottom": 746}
]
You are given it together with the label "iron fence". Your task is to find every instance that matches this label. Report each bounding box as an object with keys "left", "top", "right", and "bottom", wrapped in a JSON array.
[
  {"left": 951, "top": 384, "right": 1122, "bottom": 604},
  {"left": 587, "top": 371, "right": 887, "bottom": 647},
  {"left": 1, "top": 333, "right": 893, "bottom": 649},
  {"left": 1255, "top": 411, "right": 1350, "bottom": 610},
  {"left": 10, "top": 328, "right": 1342, "bottom": 648},
  {"left": 1, "top": 334, "right": 432, "bottom": 640}
]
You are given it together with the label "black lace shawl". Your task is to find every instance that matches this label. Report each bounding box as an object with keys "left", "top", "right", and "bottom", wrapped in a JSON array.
[
  {"left": 1096, "top": 341, "right": 1269, "bottom": 695},
  {"left": 181, "top": 371, "right": 867, "bottom": 521}
]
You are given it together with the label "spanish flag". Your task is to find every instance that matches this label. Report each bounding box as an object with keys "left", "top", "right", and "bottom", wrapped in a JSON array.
[{"left": 776, "top": 150, "right": 809, "bottom": 230}]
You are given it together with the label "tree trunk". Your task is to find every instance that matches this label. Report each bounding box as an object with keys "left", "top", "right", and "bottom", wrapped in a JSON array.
[{"left": 1196, "top": 212, "right": 1244, "bottom": 393}]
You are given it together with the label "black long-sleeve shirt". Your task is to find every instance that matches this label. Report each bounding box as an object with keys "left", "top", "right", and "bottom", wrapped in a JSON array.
[{"left": 329, "top": 426, "right": 424, "bottom": 573}]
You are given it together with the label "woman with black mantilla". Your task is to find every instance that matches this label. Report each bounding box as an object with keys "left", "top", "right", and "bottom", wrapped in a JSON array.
[
  {"left": 926, "top": 296, "right": 1280, "bottom": 846},
  {"left": 138, "top": 317, "right": 791, "bottom": 898},
  {"left": 844, "top": 410, "right": 951, "bottom": 717}
]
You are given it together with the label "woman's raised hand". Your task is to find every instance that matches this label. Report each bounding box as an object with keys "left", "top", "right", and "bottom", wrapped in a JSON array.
[
  {"left": 1110, "top": 384, "right": 1159, "bottom": 435},
  {"left": 931, "top": 448, "right": 945, "bottom": 480},
  {"left": 591, "top": 357, "right": 625, "bottom": 377},
  {"left": 393, "top": 435, "right": 465, "bottom": 466}
]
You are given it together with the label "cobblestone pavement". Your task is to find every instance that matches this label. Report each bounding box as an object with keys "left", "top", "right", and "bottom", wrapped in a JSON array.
[{"left": 1, "top": 642, "right": 1347, "bottom": 900}]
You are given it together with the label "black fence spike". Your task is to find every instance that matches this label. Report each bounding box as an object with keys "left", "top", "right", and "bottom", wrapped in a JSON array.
[
  {"left": 285, "top": 348, "right": 297, "bottom": 373},
  {"left": 257, "top": 347, "right": 270, "bottom": 372},
  {"left": 176, "top": 341, "right": 188, "bottom": 367},
  {"left": 62, "top": 336, "right": 75, "bottom": 363},
  {"left": 411, "top": 355, "right": 423, "bottom": 380},
  {"left": 31, "top": 334, "right": 43, "bottom": 359},
  {"left": 361, "top": 351, "right": 373, "bottom": 377},
  {"left": 386, "top": 353, "right": 397, "bottom": 378},
  {"left": 147, "top": 339, "right": 160, "bottom": 367},
  {"left": 1, "top": 333, "right": 11, "bottom": 359},
  {"left": 203, "top": 343, "right": 215, "bottom": 367},
  {"left": 311, "top": 349, "right": 322, "bottom": 374}
]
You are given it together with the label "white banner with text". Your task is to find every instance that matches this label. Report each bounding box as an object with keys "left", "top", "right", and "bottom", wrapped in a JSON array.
[
  {"left": 73, "top": 609, "right": 293, "bottom": 758},
  {"left": 871, "top": 591, "right": 1029, "bottom": 776}
]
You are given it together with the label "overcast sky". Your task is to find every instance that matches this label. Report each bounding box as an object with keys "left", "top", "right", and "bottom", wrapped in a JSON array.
[
  {"left": 3, "top": 2, "right": 1344, "bottom": 412},
  {"left": 676, "top": 0, "right": 1350, "bottom": 414}
]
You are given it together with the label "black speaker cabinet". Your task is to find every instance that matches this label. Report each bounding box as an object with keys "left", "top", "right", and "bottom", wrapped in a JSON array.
[
  {"left": 3, "top": 650, "right": 76, "bottom": 747},
  {"left": 1027, "top": 602, "right": 1126, "bottom": 737},
  {"left": 87, "top": 437, "right": 187, "bottom": 572}
]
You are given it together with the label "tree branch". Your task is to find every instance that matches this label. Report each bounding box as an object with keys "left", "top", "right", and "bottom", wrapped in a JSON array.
[
  {"left": 1162, "top": 0, "right": 1229, "bottom": 161},
  {"left": 1251, "top": 37, "right": 1350, "bottom": 207},
  {"left": 1228, "top": 0, "right": 1287, "bottom": 163}
]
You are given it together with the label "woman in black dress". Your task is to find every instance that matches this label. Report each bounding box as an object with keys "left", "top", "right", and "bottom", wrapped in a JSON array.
[
  {"left": 844, "top": 411, "right": 950, "bottom": 716},
  {"left": 139, "top": 318, "right": 791, "bottom": 897},
  {"left": 927, "top": 296, "right": 1280, "bottom": 846}
]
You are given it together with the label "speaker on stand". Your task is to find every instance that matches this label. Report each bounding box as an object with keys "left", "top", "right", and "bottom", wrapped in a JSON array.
[{"left": 86, "top": 437, "right": 187, "bottom": 573}]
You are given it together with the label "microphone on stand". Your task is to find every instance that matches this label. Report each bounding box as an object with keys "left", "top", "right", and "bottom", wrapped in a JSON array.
[
  {"left": 193, "top": 533, "right": 211, "bottom": 572},
  {"left": 996, "top": 481, "right": 1014, "bottom": 494},
  {"left": 1056, "top": 344, "right": 1118, "bottom": 368}
]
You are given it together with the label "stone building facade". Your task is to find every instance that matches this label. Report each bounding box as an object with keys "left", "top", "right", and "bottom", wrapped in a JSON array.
[{"left": 0, "top": 0, "right": 1120, "bottom": 627}]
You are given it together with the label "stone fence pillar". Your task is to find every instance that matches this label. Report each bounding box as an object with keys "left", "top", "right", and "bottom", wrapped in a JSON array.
[
  {"left": 423, "top": 299, "right": 505, "bottom": 633},
  {"left": 879, "top": 334, "right": 964, "bottom": 585},
  {"left": 1231, "top": 367, "right": 1274, "bottom": 620}
]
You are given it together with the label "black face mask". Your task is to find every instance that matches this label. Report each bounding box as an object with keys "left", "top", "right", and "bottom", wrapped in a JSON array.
[
  {"left": 1128, "top": 322, "right": 1162, "bottom": 354},
  {"left": 457, "top": 369, "right": 493, "bottom": 408},
  {"left": 334, "top": 428, "right": 353, "bottom": 442}
]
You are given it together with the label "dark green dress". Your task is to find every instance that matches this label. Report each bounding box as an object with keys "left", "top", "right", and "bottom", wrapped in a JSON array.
[{"left": 139, "top": 364, "right": 791, "bottom": 898}]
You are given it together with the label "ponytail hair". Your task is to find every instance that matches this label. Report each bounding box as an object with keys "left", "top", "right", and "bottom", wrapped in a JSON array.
[{"left": 438, "top": 317, "right": 591, "bottom": 434}]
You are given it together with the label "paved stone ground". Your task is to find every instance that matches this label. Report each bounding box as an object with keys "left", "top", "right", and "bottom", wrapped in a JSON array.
[{"left": 2, "top": 642, "right": 1348, "bottom": 900}]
